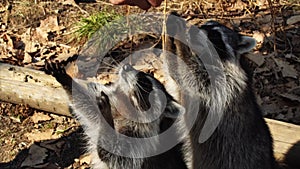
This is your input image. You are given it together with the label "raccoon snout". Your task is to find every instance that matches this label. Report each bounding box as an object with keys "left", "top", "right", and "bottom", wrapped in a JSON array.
[
  {"left": 120, "top": 64, "right": 135, "bottom": 83},
  {"left": 122, "top": 64, "right": 134, "bottom": 72}
]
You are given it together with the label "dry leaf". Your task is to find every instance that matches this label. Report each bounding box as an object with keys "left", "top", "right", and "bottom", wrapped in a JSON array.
[
  {"left": 1, "top": 33, "right": 14, "bottom": 51},
  {"left": 23, "top": 53, "right": 34, "bottom": 63},
  {"left": 256, "top": 0, "right": 267, "bottom": 6},
  {"left": 35, "top": 15, "right": 65, "bottom": 42},
  {"left": 279, "top": 86, "right": 300, "bottom": 103},
  {"left": 21, "top": 28, "right": 36, "bottom": 43},
  {"left": 285, "top": 53, "right": 296, "bottom": 59},
  {"left": 39, "top": 15, "right": 62, "bottom": 33},
  {"left": 246, "top": 52, "right": 265, "bottom": 66},
  {"left": 262, "top": 103, "right": 280, "bottom": 115},
  {"left": 257, "top": 14, "right": 272, "bottom": 24},
  {"left": 25, "top": 41, "right": 40, "bottom": 53},
  {"left": 79, "top": 154, "right": 92, "bottom": 165},
  {"left": 10, "top": 116, "right": 21, "bottom": 123},
  {"left": 50, "top": 114, "right": 65, "bottom": 124},
  {"left": 289, "top": 86, "right": 300, "bottom": 95},
  {"left": 280, "top": 93, "right": 300, "bottom": 103},
  {"left": 31, "top": 112, "right": 51, "bottom": 124},
  {"left": 54, "top": 47, "right": 77, "bottom": 62},
  {"left": 25, "top": 129, "right": 59, "bottom": 142},
  {"left": 287, "top": 15, "right": 300, "bottom": 25},
  {"left": 60, "top": 0, "right": 77, "bottom": 6},
  {"left": 275, "top": 113, "right": 286, "bottom": 120},
  {"left": 274, "top": 58, "right": 298, "bottom": 79},
  {"left": 35, "top": 27, "right": 49, "bottom": 42}
]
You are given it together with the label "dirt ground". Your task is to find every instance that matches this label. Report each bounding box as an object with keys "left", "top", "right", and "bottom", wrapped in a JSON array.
[{"left": 0, "top": 0, "right": 299, "bottom": 168}]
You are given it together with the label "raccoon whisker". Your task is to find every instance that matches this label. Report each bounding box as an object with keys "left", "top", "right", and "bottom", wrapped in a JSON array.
[
  {"left": 97, "top": 66, "right": 118, "bottom": 72},
  {"left": 99, "top": 72, "right": 118, "bottom": 75},
  {"left": 135, "top": 90, "right": 145, "bottom": 109},
  {"left": 100, "top": 60, "right": 120, "bottom": 69},
  {"left": 98, "top": 65, "right": 116, "bottom": 70},
  {"left": 132, "top": 83, "right": 146, "bottom": 107},
  {"left": 136, "top": 82, "right": 151, "bottom": 94},
  {"left": 136, "top": 83, "right": 151, "bottom": 103},
  {"left": 109, "top": 56, "right": 122, "bottom": 66},
  {"left": 137, "top": 87, "right": 149, "bottom": 105}
]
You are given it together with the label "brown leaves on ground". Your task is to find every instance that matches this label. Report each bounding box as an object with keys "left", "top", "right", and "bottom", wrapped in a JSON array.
[
  {"left": 0, "top": 1, "right": 79, "bottom": 67},
  {"left": 0, "top": 0, "right": 299, "bottom": 168}
]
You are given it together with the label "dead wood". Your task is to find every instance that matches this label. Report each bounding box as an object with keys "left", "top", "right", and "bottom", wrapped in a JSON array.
[{"left": 0, "top": 63, "right": 71, "bottom": 117}]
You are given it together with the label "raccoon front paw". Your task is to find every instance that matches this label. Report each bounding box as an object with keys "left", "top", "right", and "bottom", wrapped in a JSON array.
[
  {"left": 44, "top": 60, "right": 72, "bottom": 89},
  {"left": 97, "top": 91, "right": 114, "bottom": 128},
  {"left": 45, "top": 60, "right": 65, "bottom": 76}
]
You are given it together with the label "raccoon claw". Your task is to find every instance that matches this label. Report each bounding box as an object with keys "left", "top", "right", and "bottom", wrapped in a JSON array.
[
  {"left": 44, "top": 60, "right": 66, "bottom": 77},
  {"left": 44, "top": 60, "right": 72, "bottom": 89}
]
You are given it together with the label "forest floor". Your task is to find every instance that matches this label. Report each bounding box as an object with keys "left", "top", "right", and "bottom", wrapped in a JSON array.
[{"left": 0, "top": 0, "right": 299, "bottom": 168}]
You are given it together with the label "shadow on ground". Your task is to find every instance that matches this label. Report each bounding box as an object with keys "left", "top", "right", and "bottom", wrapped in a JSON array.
[
  {"left": 0, "top": 128, "right": 87, "bottom": 169},
  {"left": 1, "top": 130, "right": 299, "bottom": 169}
]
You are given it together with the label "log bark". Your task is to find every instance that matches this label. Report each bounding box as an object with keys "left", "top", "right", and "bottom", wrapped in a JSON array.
[
  {"left": 0, "top": 63, "right": 299, "bottom": 162},
  {"left": 0, "top": 63, "right": 71, "bottom": 116}
]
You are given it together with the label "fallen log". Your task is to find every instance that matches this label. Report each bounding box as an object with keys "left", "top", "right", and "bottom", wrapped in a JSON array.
[
  {"left": 0, "top": 63, "right": 299, "bottom": 164},
  {"left": 266, "top": 118, "right": 300, "bottom": 165},
  {"left": 0, "top": 63, "right": 71, "bottom": 116}
]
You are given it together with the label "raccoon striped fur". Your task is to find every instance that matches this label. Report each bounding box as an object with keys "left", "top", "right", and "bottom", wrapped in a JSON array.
[{"left": 163, "top": 18, "right": 277, "bottom": 169}]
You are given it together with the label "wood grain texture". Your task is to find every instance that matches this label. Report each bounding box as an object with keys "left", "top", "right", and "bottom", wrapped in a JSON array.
[
  {"left": 0, "top": 63, "right": 71, "bottom": 116},
  {"left": 266, "top": 118, "right": 300, "bottom": 162}
]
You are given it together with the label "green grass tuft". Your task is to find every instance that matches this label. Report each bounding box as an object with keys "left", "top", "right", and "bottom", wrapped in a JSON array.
[{"left": 73, "top": 11, "right": 121, "bottom": 43}]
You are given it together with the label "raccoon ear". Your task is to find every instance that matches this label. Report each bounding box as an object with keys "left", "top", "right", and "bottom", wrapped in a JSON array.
[
  {"left": 238, "top": 36, "right": 257, "bottom": 54},
  {"left": 164, "top": 101, "right": 185, "bottom": 119}
]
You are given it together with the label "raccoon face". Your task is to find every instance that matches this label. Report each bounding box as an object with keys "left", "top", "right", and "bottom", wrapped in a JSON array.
[
  {"left": 191, "top": 21, "right": 256, "bottom": 61},
  {"left": 119, "top": 64, "right": 153, "bottom": 111},
  {"left": 118, "top": 64, "right": 184, "bottom": 119}
]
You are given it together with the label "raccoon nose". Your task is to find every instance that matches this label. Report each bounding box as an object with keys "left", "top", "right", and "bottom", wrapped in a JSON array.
[{"left": 123, "top": 64, "right": 133, "bottom": 72}]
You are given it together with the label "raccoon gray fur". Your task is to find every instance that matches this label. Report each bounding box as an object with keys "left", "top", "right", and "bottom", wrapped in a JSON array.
[
  {"left": 90, "top": 64, "right": 187, "bottom": 169},
  {"left": 45, "top": 61, "right": 187, "bottom": 169},
  {"left": 163, "top": 18, "right": 277, "bottom": 169}
]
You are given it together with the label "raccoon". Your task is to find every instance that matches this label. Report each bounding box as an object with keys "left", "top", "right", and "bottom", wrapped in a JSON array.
[
  {"left": 163, "top": 19, "right": 277, "bottom": 169},
  {"left": 90, "top": 64, "right": 187, "bottom": 169},
  {"left": 45, "top": 61, "right": 187, "bottom": 169}
]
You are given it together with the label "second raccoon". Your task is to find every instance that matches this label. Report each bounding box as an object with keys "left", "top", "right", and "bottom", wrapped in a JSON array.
[{"left": 163, "top": 18, "right": 277, "bottom": 169}]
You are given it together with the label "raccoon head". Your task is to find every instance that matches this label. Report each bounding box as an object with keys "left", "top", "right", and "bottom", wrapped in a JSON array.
[
  {"left": 117, "top": 64, "right": 184, "bottom": 120},
  {"left": 190, "top": 21, "right": 256, "bottom": 62}
]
